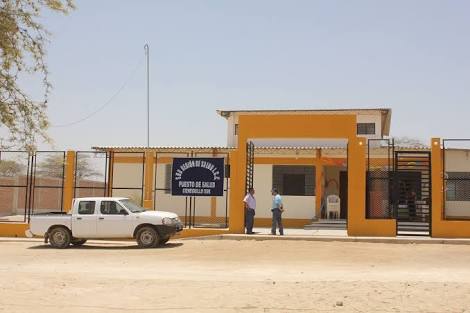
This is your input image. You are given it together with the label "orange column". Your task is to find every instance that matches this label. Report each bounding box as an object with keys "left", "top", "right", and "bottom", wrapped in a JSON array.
[
  {"left": 315, "top": 149, "right": 323, "bottom": 219},
  {"left": 143, "top": 151, "right": 155, "bottom": 210},
  {"left": 431, "top": 138, "right": 443, "bottom": 235},
  {"left": 228, "top": 150, "right": 245, "bottom": 233},
  {"left": 62, "top": 151, "right": 76, "bottom": 213}
]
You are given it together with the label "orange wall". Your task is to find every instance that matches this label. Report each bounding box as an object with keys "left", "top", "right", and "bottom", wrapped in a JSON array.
[
  {"left": 230, "top": 114, "right": 396, "bottom": 236},
  {"left": 346, "top": 138, "right": 396, "bottom": 236}
]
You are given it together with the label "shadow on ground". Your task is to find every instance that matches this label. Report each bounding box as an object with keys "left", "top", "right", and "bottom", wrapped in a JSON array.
[{"left": 28, "top": 242, "right": 184, "bottom": 250}]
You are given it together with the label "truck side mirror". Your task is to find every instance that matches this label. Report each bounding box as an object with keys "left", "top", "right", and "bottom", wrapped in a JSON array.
[{"left": 119, "top": 209, "right": 129, "bottom": 215}]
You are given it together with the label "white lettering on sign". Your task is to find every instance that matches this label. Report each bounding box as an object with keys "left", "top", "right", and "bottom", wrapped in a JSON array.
[{"left": 174, "top": 160, "right": 221, "bottom": 181}]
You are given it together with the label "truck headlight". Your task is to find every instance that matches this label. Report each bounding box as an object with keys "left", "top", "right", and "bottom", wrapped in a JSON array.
[{"left": 162, "top": 217, "right": 175, "bottom": 225}]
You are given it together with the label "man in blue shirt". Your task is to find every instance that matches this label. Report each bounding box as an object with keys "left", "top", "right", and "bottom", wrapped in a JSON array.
[{"left": 271, "top": 188, "right": 284, "bottom": 236}]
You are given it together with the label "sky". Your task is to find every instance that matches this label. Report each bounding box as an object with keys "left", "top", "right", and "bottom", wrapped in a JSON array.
[{"left": 28, "top": 0, "right": 470, "bottom": 150}]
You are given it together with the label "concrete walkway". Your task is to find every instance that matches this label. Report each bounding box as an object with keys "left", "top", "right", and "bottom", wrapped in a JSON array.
[{"left": 196, "top": 227, "right": 470, "bottom": 246}]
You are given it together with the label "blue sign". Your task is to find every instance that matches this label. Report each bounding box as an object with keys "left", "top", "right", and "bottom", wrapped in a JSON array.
[{"left": 171, "top": 158, "right": 225, "bottom": 196}]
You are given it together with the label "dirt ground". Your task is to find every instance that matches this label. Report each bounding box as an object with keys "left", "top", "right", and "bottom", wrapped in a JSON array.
[{"left": 1, "top": 238, "right": 470, "bottom": 313}]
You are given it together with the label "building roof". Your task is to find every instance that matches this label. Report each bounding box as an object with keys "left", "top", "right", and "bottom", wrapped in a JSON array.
[
  {"left": 92, "top": 146, "right": 236, "bottom": 153},
  {"left": 217, "top": 108, "right": 392, "bottom": 136}
]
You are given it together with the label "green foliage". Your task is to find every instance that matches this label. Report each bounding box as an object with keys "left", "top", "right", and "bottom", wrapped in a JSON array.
[
  {"left": 0, "top": 0, "right": 74, "bottom": 151},
  {"left": 36, "top": 154, "right": 102, "bottom": 180},
  {"left": 0, "top": 159, "right": 22, "bottom": 177}
]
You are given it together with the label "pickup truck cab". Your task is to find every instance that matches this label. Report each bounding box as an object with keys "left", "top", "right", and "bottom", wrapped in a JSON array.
[{"left": 27, "top": 197, "right": 183, "bottom": 249}]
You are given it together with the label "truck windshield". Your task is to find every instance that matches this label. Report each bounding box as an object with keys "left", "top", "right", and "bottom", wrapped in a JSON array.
[{"left": 120, "top": 199, "right": 146, "bottom": 213}]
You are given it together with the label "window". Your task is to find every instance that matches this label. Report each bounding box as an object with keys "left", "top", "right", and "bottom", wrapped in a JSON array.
[
  {"left": 272, "top": 166, "right": 315, "bottom": 196},
  {"left": 357, "top": 123, "right": 376, "bottom": 135},
  {"left": 234, "top": 124, "right": 239, "bottom": 135},
  {"left": 164, "top": 164, "right": 172, "bottom": 194},
  {"left": 446, "top": 172, "right": 470, "bottom": 201},
  {"left": 78, "top": 201, "right": 95, "bottom": 215},
  {"left": 100, "top": 201, "right": 126, "bottom": 215}
]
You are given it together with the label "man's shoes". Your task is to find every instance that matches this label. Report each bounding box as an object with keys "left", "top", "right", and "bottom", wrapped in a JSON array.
[
  {"left": 246, "top": 232, "right": 255, "bottom": 235},
  {"left": 271, "top": 232, "right": 276, "bottom": 235}
]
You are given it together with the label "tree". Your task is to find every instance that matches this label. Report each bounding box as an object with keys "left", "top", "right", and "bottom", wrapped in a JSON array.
[
  {"left": 36, "top": 154, "right": 102, "bottom": 180},
  {"left": 394, "top": 137, "right": 427, "bottom": 148},
  {"left": 0, "top": 0, "right": 74, "bottom": 151},
  {"left": 0, "top": 159, "right": 22, "bottom": 177}
]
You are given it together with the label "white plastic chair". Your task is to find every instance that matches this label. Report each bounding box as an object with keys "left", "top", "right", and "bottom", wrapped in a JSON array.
[{"left": 326, "top": 195, "right": 341, "bottom": 219}]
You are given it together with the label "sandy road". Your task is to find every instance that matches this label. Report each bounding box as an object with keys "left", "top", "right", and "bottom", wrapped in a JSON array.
[{"left": 1, "top": 238, "right": 470, "bottom": 313}]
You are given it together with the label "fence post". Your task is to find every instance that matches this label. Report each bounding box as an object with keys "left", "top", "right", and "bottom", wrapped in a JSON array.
[
  {"left": 62, "top": 151, "right": 76, "bottom": 212},
  {"left": 431, "top": 138, "right": 443, "bottom": 237}
]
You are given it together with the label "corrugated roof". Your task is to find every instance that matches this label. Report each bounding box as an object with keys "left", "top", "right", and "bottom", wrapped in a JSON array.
[
  {"left": 92, "top": 146, "right": 236, "bottom": 153},
  {"left": 93, "top": 144, "right": 432, "bottom": 153}
]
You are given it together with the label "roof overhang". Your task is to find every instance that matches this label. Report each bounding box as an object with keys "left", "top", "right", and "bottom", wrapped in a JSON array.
[{"left": 217, "top": 108, "right": 392, "bottom": 137}]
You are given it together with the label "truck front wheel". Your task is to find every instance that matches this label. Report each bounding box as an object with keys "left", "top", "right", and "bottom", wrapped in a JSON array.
[
  {"left": 49, "top": 227, "right": 71, "bottom": 249},
  {"left": 136, "top": 227, "right": 159, "bottom": 248}
]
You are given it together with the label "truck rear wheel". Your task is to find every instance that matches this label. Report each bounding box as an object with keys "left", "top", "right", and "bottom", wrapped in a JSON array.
[
  {"left": 136, "top": 227, "right": 159, "bottom": 248},
  {"left": 49, "top": 227, "right": 71, "bottom": 249},
  {"left": 71, "top": 239, "right": 87, "bottom": 246}
]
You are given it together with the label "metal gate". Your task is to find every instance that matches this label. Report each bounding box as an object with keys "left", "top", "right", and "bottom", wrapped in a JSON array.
[
  {"left": 394, "top": 151, "right": 432, "bottom": 236},
  {"left": 245, "top": 141, "right": 255, "bottom": 193},
  {"left": 366, "top": 139, "right": 394, "bottom": 219}
]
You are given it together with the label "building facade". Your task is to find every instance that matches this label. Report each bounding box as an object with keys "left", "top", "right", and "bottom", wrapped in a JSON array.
[{"left": 1, "top": 108, "right": 470, "bottom": 238}]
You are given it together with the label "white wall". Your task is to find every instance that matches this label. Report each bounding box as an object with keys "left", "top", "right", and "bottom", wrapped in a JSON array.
[
  {"left": 445, "top": 150, "right": 470, "bottom": 172},
  {"left": 113, "top": 163, "right": 143, "bottom": 188},
  {"left": 356, "top": 114, "right": 382, "bottom": 139},
  {"left": 253, "top": 164, "right": 316, "bottom": 219},
  {"left": 227, "top": 115, "right": 237, "bottom": 147}
]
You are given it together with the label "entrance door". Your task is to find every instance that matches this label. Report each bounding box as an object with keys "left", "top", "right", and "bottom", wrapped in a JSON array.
[{"left": 394, "top": 151, "right": 432, "bottom": 236}]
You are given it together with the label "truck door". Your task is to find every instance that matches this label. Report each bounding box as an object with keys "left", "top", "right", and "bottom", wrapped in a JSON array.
[
  {"left": 72, "top": 200, "right": 98, "bottom": 238},
  {"left": 97, "top": 200, "right": 135, "bottom": 238}
]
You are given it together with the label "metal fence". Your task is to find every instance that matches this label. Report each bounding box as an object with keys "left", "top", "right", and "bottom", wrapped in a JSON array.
[
  {"left": 443, "top": 139, "right": 470, "bottom": 220},
  {"left": 366, "top": 139, "right": 394, "bottom": 219},
  {"left": 74, "top": 151, "right": 109, "bottom": 198},
  {"left": 0, "top": 151, "right": 66, "bottom": 223}
]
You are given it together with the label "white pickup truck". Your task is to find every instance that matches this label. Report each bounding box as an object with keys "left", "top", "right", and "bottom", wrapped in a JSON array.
[{"left": 27, "top": 197, "right": 183, "bottom": 249}]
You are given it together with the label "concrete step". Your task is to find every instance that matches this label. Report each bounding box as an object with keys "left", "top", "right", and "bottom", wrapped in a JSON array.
[
  {"left": 304, "top": 219, "right": 347, "bottom": 230},
  {"left": 397, "top": 222, "right": 430, "bottom": 236}
]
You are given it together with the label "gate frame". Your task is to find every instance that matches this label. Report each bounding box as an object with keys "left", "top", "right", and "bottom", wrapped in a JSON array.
[
  {"left": 0, "top": 151, "right": 33, "bottom": 223},
  {"left": 109, "top": 151, "right": 145, "bottom": 206},
  {"left": 73, "top": 151, "right": 110, "bottom": 199},
  {"left": 30, "top": 151, "right": 66, "bottom": 221},
  {"left": 393, "top": 150, "right": 432, "bottom": 236}
]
